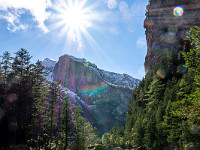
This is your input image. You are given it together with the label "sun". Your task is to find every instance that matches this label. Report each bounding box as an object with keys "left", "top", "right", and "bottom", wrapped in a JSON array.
[
  {"left": 64, "top": 4, "right": 91, "bottom": 31},
  {"left": 60, "top": 0, "right": 92, "bottom": 32},
  {"left": 52, "top": 0, "right": 95, "bottom": 44}
]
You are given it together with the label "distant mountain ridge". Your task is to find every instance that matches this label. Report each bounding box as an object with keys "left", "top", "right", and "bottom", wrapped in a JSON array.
[
  {"left": 42, "top": 54, "right": 140, "bottom": 135},
  {"left": 43, "top": 56, "right": 140, "bottom": 88},
  {"left": 42, "top": 58, "right": 57, "bottom": 82}
]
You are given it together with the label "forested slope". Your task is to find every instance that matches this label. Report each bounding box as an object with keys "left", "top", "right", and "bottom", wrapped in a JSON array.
[
  {"left": 100, "top": 27, "right": 200, "bottom": 150},
  {"left": 0, "top": 49, "right": 100, "bottom": 150}
]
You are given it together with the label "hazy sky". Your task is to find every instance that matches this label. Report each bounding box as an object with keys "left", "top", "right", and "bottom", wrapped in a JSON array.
[{"left": 0, "top": 0, "right": 148, "bottom": 79}]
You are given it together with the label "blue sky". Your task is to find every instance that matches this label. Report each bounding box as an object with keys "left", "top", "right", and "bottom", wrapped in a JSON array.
[{"left": 0, "top": 0, "right": 148, "bottom": 79}]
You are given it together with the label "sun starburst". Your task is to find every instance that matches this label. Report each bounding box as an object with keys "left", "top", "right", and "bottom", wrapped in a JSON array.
[{"left": 52, "top": 0, "right": 98, "bottom": 48}]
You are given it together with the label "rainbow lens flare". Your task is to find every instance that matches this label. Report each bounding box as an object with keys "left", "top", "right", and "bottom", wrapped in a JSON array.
[
  {"left": 79, "top": 84, "right": 108, "bottom": 96},
  {"left": 173, "top": 6, "right": 184, "bottom": 17},
  {"left": 177, "top": 64, "right": 188, "bottom": 74}
]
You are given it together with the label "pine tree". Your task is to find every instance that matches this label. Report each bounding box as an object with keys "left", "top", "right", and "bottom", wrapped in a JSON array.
[
  {"left": 54, "top": 84, "right": 67, "bottom": 149},
  {"left": 12, "top": 48, "right": 32, "bottom": 78},
  {"left": 11, "top": 49, "right": 33, "bottom": 144},
  {"left": 28, "top": 83, "right": 48, "bottom": 148},
  {"left": 146, "top": 77, "right": 165, "bottom": 111},
  {"left": 47, "top": 82, "right": 58, "bottom": 148},
  {"left": 60, "top": 93, "right": 70, "bottom": 150},
  {"left": 172, "top": 27, "right": 200, "bottom": 122},
  {"left": 0, "top": 51, "right": 13, "bottom": 83},
  {"left": 0, "top": 65, "right": 3, "bottom": 84},
  {"left": 75, "top": 106, "right": 86, "bottom": 150},
  {"left": 169, "top": 27, "right": 200, "bottom": 149},
  {"left": 132, "top": 117, "right": 145, "bottom": 149},
  {"left": 0, "top": 65, "right": 3, "bottom": 110},
  {"left": 102, "top": 133, "right": 111, "bottom": 146},
  {"left": 84, "top": 121, "right": 101, "bottom": 147},
  {"left": 0, "top": 49, "right": 74, "bottom": 149}
]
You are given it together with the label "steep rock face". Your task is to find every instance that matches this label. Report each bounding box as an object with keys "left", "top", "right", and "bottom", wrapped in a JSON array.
[
  {"left": 144, "top": 0, "right": 200, "bottom": 73},
  {"left": 52, "top": 55, "right": 140, "bottom": 134}
]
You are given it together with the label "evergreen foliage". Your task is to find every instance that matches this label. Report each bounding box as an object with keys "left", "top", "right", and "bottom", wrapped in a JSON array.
[
  {"left": 0, "top": 49, "right": 100, "bottom": 150},
  {"left": 101, "top": 27, "right": 200, "bottom": 150},
  {"left": 0, "top": 27, "right": 199, "bottom": 150}
]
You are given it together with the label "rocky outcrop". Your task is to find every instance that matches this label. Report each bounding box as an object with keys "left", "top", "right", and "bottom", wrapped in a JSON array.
[
  {"left": 144, "top": 0, "right": 200, "bottom": 74},
  {"left": 42, "top": 58, "right": 57, "bottom": 82},
  {"left": 51, "top": 55, "right": 140, "bottom": 135}
]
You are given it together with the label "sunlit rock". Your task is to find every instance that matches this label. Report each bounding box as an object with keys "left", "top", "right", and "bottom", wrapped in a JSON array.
[
  {"left": 144, "top": 0, "right": 200, "bottom": 74},
  {"left": 43, "top": 55, "right": 140, "bottom": 135}
]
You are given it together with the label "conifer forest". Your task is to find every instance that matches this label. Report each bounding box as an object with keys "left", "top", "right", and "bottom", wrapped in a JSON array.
[{"left": 0, "top": 0, "right": 200, "bottom": 150}]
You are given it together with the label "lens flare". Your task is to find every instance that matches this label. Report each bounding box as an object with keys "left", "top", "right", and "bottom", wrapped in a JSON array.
[
  {"left": 165, "top": 32, "right": 176, "bottom": 43},
  {"left": 7, "top": 93, "right": 17, "bottom": 102},
  {"left": 173, "top": 6, "right": 184, "bottom": 17},
  {"left": 84, "top": 62, "right": 89, "bottom": 68},
  {"left": 177, "top": 64, "right": 188, "bottom": 74},
  {"left": 79, "top": 84, "right": 108, "bottom": 96},
  {"left": 156, "top": 68, "right": 167, "bottom": 79}
]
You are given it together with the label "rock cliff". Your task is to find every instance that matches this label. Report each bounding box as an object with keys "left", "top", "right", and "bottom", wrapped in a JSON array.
[
  {"left": 144, "top": 0, "right": 200, "bottom": 74},
  {"left": 44, "top": 55, "right": 140, "bottom": 135}
]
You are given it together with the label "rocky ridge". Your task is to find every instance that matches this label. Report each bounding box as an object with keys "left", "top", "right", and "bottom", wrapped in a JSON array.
[{"left": 43, "top": 55, "right": 140, "bottom": 134}]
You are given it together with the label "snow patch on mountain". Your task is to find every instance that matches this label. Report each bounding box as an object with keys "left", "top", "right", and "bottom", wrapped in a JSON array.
[
  {"left": 42, "top": 58, "right": 57, "bottom": 82},
  {"left": 42, "top": 56, "right": 140, "bottom": 89},
  {"left": 89, "top": 65, "right": 140, "bottom": 89},
  {"left": 63, "top": 87, "right": 95, "bottom": 110},
  {"left": 65, "top": 55, "right": 140, "bottom": 89},
  {"left": 68, "top": 55, "right": 86, "bottom": 63},
  {"left": 60, "top": 55, "right": 140, "bottom": 89},
  {"left": 42, "top": 58, "right": 57, "bottom": 70}
]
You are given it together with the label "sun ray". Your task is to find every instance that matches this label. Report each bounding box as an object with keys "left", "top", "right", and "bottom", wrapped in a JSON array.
[
  {"left": 80, "top": 27, "right": 121, "bottom": 71},
  {"left": 51, "top": 0, "right": 120, "bottom": 72},
  {"left": 52, "top": 0, "right": 99, "bottom": 46},
  {"left": 50, "top": 0, "right": 121, "bottom": 77}
]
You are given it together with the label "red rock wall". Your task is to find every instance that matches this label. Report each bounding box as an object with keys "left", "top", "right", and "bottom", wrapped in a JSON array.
[
  {"left": 144, "top": 0, "right": 200, "bottom": 74},
  {"left": 53, "top": 54, "right": 133, "bottom": 135}
]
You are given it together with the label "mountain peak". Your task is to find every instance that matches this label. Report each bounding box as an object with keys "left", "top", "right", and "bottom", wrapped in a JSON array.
[
  {"left": 42, "top": 58, "right": 57, "bottom": 82},
  {"left": 56, "top": 54, "right": 140, "bottom": 89},
  {"left": 43, "top": 58, "right": 56, "bottom": 64},
  {"left": 42, "top": 58, "right": 57, "bottom": 69},
  {"left": 43, "top": 54, "right": 140, "bottom": 134}
]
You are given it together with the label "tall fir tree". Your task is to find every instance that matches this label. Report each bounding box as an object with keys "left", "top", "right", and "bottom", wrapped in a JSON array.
[
  {"left": 75, "top": 106, "right": 86, "bottom": 150},
  {"left": 0, "top": 51, "right": 13, "bottom": 84},
  {"left": 12, "top": 48, "right": 32, "bottom": 78},
  {"left": 60, "top": 93, "right": 70, "bottom": 150}
]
